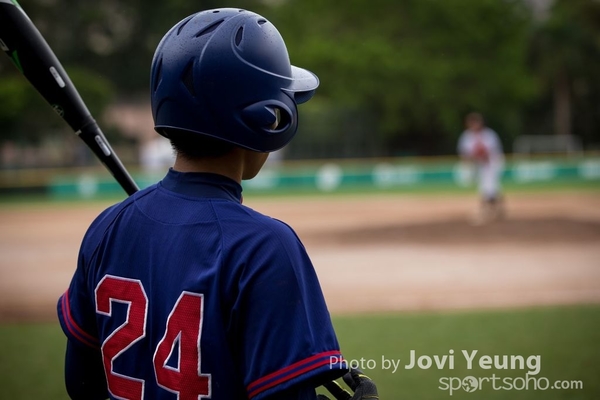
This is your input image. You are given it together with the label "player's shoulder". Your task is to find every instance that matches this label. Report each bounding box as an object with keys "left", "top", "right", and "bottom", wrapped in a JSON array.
[
  {"left": 254, "top": 210, "right": 301, "bottom": 244},
  {"left": 216, "top": 202, "right": 304, "bottom": 248},
  {"left": 80, "top": 184, "right": 157, "bottom": 252},
  {"left": 241, "top": 204, "right": 299, "bottom": 236}
]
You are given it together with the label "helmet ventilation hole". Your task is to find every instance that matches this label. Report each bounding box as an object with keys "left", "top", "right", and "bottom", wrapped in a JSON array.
[
  {"left": 176, "top": 16, "right": 193, "bottom": 35},
  {"left": 235, "top": 27, "right": 244, "bottom": 46},
  {"left": 153, "top": 58, "right": 163, "bottom": 92},
  {"left": 257, "top": 19, "right": 267, "bottom": 25},
  {"left": 212, "top": 10, "right": 220, "bottom": 13},
  {"left": 268, "top": 107, "right": 290, "bottom": 131},
  {"left": 270, "top": 108, "right": 281, "bottom": 130},
  {"left": 195, "top": 20, "right": 224, "bottom": 37},
  {"left": 181, "top": 61, "right": 195, "bottom": 97},
  {"left": 277, "top": 108, "right": 291, "bottom": 130}
]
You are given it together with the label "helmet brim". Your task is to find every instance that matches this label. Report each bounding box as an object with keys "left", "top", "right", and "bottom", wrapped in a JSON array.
[{"left": 287, "top": 66, "right": 319, "bottom": 104}]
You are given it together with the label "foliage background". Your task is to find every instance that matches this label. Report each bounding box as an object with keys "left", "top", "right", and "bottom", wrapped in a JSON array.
[{"left": 1, "top": 0, "right": 599, "bottom": 161}]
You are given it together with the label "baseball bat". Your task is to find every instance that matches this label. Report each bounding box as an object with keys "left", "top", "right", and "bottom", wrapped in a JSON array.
[{"left": 0, "top": 0, "right": 139, "bottom": 195}]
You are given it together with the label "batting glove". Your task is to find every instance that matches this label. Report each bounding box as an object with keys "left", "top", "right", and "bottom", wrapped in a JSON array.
[{"left": 318, "top": 368, "right": 379, "bottom": 400}]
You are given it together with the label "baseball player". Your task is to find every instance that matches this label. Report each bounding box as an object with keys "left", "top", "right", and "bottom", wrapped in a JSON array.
[
  {"left": 56, "top": 8, "right": 378, "bottom": 400},
  {"left": 457, "top": 112, "right": 505, "bottom": 223}
]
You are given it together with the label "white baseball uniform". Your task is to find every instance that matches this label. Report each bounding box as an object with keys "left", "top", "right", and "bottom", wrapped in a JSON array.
[{"left": 457, "top": 127, "right": 504, "bottom": 200}]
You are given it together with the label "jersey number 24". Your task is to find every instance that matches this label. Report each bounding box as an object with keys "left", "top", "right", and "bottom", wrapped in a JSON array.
[{"left": 95, "top": 275, "right": 211, "bottom": 400}]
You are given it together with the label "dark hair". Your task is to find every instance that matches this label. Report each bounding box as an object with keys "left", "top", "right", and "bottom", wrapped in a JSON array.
[
  {"left": 163, "top": 128, "right": 236, "bottom": 159},
  {"left": 465, "top": 112, "right": 484, "bottom": 124}
]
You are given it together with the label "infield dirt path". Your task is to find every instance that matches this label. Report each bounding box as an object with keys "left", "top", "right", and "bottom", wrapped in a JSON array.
[{"left": 1, "top": 191, "right": 599, "bottom": 321}]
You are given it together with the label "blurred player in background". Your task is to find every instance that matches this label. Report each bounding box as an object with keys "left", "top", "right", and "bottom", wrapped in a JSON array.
[
  {"left": 457, "top": 112, "right": 505, "bottom": 224},
  {"left": 139, "top": 136, "right": 175, "bottom": 175},
  {"left": 56, "top": 8, "right": 377, "bottom": 400}
]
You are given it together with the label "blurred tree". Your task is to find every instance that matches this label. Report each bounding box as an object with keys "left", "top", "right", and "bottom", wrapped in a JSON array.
[
  {"left": 2, "top": 0, "right": 600, "bottom": 157},
  {"left": 0, "top": 0, "right": 263, "bottom": 149},
  {"left": 6, "top": 0, "right": 262, "bottom": 91},
  {"left": 268, "top": 0, "right": 536, "bottom": 156},
  {"left": 0, "top": 65, "right": 114, "bottom": 145},
  {"left": 528, "top": 0, "right": 600, "bottom": 146}
]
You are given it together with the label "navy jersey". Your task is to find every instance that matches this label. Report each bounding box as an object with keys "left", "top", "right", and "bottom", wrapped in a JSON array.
[{"left": 57, "top": 170, "right": 346, "bottom": 399}]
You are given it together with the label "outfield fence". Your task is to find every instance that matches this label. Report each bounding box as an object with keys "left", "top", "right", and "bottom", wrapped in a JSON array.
[{"left": 1, "top": 155, "right": 599, "bottom": 199}]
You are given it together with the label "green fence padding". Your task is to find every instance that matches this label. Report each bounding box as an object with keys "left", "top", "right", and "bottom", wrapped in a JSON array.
[{"left": 47, "top": 158, "right": 600, "bottom": 198}]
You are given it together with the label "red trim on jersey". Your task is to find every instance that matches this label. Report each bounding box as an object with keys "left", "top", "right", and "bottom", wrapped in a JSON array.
[
  {"left": 60, "top": 290, "right": 99, "bottom": 349},
  {"left": 247, "top": 350, "right": 344, "bottom": 398}
]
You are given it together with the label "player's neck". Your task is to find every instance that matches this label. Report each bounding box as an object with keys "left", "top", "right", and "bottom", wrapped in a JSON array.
[{"left": 172, "top": 153, "right": 244, "bottom": 184}]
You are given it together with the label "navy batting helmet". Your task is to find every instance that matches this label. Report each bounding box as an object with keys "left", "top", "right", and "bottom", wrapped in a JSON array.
[{"left": 150, "top": 8, "right": 319, "bottom": 153}]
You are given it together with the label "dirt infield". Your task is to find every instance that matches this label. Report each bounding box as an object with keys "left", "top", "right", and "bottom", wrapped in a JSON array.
[{"left": 1, "top": 190, "right": 599, "bottom": 321}]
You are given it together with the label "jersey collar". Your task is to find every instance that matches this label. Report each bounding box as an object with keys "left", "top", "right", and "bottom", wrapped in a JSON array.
[{"left": 159, "top": 169, "right": 243, "bottom": 203}]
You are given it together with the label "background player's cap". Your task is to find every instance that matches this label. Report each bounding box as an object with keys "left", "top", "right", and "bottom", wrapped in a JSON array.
[{"left": 150, "top": 8, "right": 319, "bottom": 153}]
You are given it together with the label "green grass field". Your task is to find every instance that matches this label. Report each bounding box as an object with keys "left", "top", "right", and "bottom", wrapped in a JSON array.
[
  {"left": 1, "top": 306, "right": 598, "bottom": 399},
  {"left": 328, "top": 306, "right": 600, "bottom": 399}
]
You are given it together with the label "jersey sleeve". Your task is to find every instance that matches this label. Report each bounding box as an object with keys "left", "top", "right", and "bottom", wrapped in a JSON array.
[
  {"left": 57, "top": 204, "right": 122, "bottom": 350},
  {"left": 57, "top": 249, "right": 100, "bottom": 349},
  {"left": 226, "top": 219, "right": 347, "bottom": 399}
]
